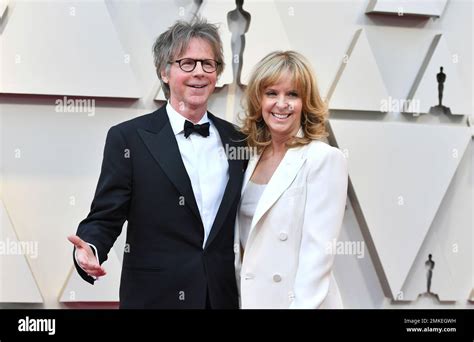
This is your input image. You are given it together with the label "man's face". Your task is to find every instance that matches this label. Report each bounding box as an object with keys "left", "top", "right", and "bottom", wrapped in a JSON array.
[{"left": 161, "top": 38, "right": 217, "bottom": 115}]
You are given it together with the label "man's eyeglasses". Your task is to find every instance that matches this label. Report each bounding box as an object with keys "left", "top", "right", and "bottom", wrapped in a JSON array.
[{"left": 171, "top": 58, "right": 220, "bottom": 73}]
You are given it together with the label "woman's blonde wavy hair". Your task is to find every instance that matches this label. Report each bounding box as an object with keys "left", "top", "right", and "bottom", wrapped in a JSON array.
[{"left": 241, "top": 50, "right": 328, "bottom": 154}]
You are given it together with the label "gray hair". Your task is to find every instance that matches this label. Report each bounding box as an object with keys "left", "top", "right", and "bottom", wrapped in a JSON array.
[{"left": 152, "top": 17, "right": 225, "bottom": 99}]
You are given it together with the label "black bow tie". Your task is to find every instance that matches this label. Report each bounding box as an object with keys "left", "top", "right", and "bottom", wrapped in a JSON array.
[{"left": 184, "top": 120, "right": 210, "bottom": 138}]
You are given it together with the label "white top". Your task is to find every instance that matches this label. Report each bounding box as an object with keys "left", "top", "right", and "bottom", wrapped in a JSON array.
[
  {"left": 238, "top": 180, "right": 266, "bottom": 249},
  {"left": 166, "top": 102, "right": 229, "bottom": 248}
]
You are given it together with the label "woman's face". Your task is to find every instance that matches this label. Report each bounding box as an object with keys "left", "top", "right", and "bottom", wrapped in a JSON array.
[{"left": 260, "top": 72, "right": 302, "bottom": 141}]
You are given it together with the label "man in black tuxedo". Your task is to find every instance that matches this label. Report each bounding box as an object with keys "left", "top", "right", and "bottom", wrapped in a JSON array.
[{"left": 68, "top": 18, "right": 247, "bottom": 309}]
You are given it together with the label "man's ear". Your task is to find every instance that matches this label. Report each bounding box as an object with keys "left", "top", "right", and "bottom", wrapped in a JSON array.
[{"left": 161, "top": 69, "right": 169, "bottom": 83}]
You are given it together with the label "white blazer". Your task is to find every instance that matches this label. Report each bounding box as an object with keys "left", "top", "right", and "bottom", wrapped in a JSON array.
[{"left": 234, "top": 140, "right": 348, "bottom": 309}]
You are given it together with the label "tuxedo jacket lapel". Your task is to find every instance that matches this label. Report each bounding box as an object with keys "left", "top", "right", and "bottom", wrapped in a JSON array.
[{"left": 137, "top": 107, "right": 202, "bottom": 225}]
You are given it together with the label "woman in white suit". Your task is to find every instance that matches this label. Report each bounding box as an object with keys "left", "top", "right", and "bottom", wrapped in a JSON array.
[{"left": 235, "top": 51, "right": 348, "bottom": 309}]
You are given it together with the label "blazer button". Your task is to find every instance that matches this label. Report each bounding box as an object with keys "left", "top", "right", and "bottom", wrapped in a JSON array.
[
  {"left": 279, "top": 232, "right": 288, "bottom": 241},
  {"left": 234, "top": 243, "right": 240, "bottom": 253},
  {"left": 273, "top": 274, "right": 282, "bottom": 283}
]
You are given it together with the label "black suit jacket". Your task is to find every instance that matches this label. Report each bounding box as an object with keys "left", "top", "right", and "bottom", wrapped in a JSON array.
[{"left": 74, "top": 105, "right": 247, "bottom": 309}]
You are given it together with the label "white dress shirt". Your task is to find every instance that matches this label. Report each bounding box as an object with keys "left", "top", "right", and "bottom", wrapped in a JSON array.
[{"left": 166, "top": 102, "right": 229, "bottom": 248}]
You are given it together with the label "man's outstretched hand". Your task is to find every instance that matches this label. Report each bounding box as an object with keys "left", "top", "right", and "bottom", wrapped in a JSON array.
[{"left": 68, "top": 235, "right": 106, "bottom": 278}]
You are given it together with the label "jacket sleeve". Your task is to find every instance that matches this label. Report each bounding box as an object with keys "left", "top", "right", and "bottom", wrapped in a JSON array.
[
  {"left": 289, "top": 146, "right": 348, "bottom": 308},
  {"left": 74, "top": 125, "right": 132, "bottom": 284}
]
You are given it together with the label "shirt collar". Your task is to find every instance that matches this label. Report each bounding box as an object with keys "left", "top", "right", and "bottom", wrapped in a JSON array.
[{"left": 166, "top": 102, "right": 210, "bottom": 136}]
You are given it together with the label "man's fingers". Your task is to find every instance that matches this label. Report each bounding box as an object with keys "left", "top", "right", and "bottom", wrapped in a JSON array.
[
  {"left": 84, "top": 266, "right": 107, "bottom": 278},
  {"left": 79, "top": 257, "right": 105, "bottom": 273},
  {"left": 83, "top": 262, "right": 101, "bottom": 271},
  {"left": 67, "top": 235, "right": 87, "bottom": 249},
  {"left": 89, "top": 268, "right": 107, "bottom": 277},
  {"left": 81, "top": 262, "right": 106, "bottom": 276},
  {"left": 78, "top": 254, "right": 100, "bottom": 270}
]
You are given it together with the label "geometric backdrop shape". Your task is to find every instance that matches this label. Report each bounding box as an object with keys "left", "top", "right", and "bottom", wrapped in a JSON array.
[
  {"left": 0, "top": 2, "right": 6, "bottom": 20},
  {"left": 366, "top": 0, "right": 448, "bottom": 17},
  {"left": 155, "top": 86, "right": 166, "bottom": 102},
  {"left": 0, "top": 1, "right": 140, "bottom": 98},
  {"left": 60, "top": 223, "right": 128, "bottom": 303},
  {"left": 0, "top": 200, "right": 43, "bottom": 303},
  {"left": 107, "top": 0, "right": 203, "bottom": 101},
  {"left": 331, "top": 119, "right": 471, "bottom": 298},
  {"left": 406, "top": 35, "right": 470, "bottom": 115},
  {"left": 327, "top": 29, "right": 389, "bottom": 112},
  {"left": 400, "top": 142, "right": 472, "bottom": 301},
  {"left": 240, "top": 0, "right": 291, "bottom": 85},
  {"left": 271, "top": 0, "right": 361, "bottom": 100},
  {"left": 198, "top": 0, "right": 235, "bottom": 87},
  {"left": 59, "top": 246, "right": 122, "bottom": 303},
  {"left": 333, "top": 198, "right": 386, "bottom": 309}
]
